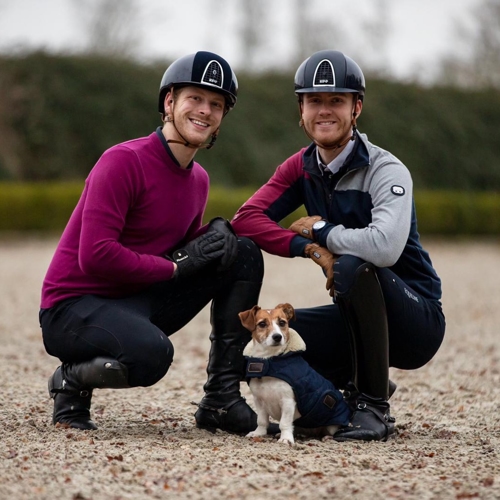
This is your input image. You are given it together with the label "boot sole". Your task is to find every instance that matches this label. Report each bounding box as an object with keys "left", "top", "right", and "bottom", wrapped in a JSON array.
[
  {"left": 195, "top": 421, "right": 281, "bottom": 436},
  {"left": 334, "top": 429, "right": 396, "bottom": 442}
]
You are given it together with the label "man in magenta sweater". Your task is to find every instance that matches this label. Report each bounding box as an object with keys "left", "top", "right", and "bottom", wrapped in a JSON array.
[{"left": 40, "top": 51, "right": 266, "bottom": 435}]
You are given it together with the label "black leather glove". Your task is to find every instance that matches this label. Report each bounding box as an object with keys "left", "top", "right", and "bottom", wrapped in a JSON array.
[
  {"left": 170, "top": 230, "right": 225, "bottom": 277},
  {"left": 208, "top": 217, "right": 238, "bottom": 271}
]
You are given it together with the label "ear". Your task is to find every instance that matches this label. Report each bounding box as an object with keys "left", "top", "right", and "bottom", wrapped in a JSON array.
[
  {"left": 276, "top": 303, "right": 295, "bottom": 321},
  {"left": 298, "top": 100, "right": 304, "bottom": 127},
  {"left": 354, "top": 97, "right": 363, "bottom": 118},
  {"left": 164, "top": 91, "right": 174, "bottom": 116},
  {"left": 238, "top": 305, "right": 261, "bottom": 331}
]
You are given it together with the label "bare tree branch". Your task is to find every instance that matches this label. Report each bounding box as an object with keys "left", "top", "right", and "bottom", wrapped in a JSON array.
[
  {"left": 439, "top": 0, "right": 500, "bottom": 88},
  {"left": 72, "top": 0, "right": 143, "bottom": 59},
  {"left": 360, "top": 0, "right": 391, "bottom": 77},
  {"left": 292, "top": 0, "right": 345, "bottom": 68},
  {"left": 240, "top": 0, "right": 266, "bottom": 68}
]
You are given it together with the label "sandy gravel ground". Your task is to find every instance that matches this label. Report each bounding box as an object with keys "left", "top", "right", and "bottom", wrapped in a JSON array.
[{"left": 0, "top": 236, "right": 499, "bottom": 500}]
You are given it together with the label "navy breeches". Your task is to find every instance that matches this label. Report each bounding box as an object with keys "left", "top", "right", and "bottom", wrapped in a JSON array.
[{"left": 290, "top": 255, "right": 446, "bottom": 387}]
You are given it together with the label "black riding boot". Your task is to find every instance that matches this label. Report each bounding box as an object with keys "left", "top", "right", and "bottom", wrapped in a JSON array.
[
  {"left": 194, "top": 281, "right": 264, "bottom": 435},
  {"left": 48, "top": 357, "right": 129, "bottom": 430},
  {"left": 333, "top": 260, "right": 396, "bottom": 442},
  {"left": 343, "top": 379, "right": 397, "bottom": 412}
]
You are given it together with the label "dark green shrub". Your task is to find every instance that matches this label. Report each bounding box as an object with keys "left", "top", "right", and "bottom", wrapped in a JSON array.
[{"left": 1, "top": 52, "right": 500, "bottom": 192}]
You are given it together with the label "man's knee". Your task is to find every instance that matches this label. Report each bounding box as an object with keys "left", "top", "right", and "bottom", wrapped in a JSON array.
[
  {"left": 231, "top": 237, "right": 264, "bottom": 282},
  {"left": 334, "top": 255, "right": 370, "bottom": 296},
  {"left": 126, "top": 335, "right": 174, "bottom": 387}
]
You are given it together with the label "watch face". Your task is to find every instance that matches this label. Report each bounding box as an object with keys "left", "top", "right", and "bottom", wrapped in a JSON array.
[{"left": 313, "top": 220, "right": 326, "bottom": 230}]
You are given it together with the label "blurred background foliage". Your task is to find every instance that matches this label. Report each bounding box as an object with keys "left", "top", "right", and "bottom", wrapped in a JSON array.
[
  {"left": 0, "top": 0, "right": 500, "bottom": 237},
  {"left": 1, "top": 183, "right": 499, "bottom": 236},
  {"left": 1, "top": 51, "right": 500, "bottom": 192}
]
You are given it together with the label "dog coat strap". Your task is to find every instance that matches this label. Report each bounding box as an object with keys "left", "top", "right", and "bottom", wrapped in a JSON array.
[
  {"left": 245, "top": 358, "right": 271, "bottom": 378},
  {"left": 245, "top": 352, "right": 298, "bottom": 378}
]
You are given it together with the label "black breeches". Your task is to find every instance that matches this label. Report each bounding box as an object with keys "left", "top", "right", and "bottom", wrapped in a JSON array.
[{"left": 40, "top": 237, "right": 264, "bottom": 388}]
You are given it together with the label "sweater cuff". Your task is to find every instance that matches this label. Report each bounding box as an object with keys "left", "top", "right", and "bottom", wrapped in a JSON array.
[
  {"left": 290, "top": 235, "right": 311, "bottom": 257},
  {"left": 315, "top": 223, "right": 335, "bottom": 248}
]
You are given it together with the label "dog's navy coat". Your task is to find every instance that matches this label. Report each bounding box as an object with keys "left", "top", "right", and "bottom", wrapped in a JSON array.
[{"left": 245, "top": 352, "right": 351, "bottom": 428}]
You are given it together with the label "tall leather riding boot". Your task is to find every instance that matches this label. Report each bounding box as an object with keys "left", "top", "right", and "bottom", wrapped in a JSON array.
[
  {"left": 194, "top": 281, "right": 264, "bottom": 435},
  {"left": 333, "top": 261, "right": 395, "bottom": 442},
  {"left": 48, "top": 357, "right": 129, "bottom": 430}
]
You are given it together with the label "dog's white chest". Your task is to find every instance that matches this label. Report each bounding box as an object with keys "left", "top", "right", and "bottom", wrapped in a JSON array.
[{"left": 249, "top": 377, "right": 301, "bottom": 422}]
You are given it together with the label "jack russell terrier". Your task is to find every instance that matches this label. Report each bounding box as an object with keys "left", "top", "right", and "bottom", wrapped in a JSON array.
[{"left": 239, "top": 303, "right": 351, "bottom": 445}]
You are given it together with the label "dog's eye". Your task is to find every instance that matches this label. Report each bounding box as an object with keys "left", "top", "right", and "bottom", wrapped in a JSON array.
[
  {"left": 257, "top": 321, "right": 267, "bottom": 328},
  {"left": 278, "top": 319, "right": 287, "bottom": 327}
]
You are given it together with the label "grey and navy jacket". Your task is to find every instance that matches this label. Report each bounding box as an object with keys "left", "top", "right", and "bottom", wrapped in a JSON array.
[
  {"left": 244, "top": 330, "right": 351, "bottom": 428},
  {"left": 232, "top": 132, "right": 442, "bottom": 302}
]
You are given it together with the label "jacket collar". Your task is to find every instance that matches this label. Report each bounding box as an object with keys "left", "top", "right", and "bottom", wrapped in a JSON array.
[{"left": 302, "top": 132, "right": 370, "bottom": 176}]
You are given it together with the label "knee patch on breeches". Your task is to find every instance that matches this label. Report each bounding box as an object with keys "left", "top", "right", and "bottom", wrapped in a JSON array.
[
  {"left": 126, "top": 335, "right": 174, "bottom": 387},
  {"left": 333, "top": 255, "right": 367, "bottom": 296},
  {"left": 230, "top": 237, "right": 264, "bottom": 283}
]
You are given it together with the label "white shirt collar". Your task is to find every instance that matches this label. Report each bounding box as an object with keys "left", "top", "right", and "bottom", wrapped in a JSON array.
[{"left": 316, "top": 138, "right": 356, "bottom": 175}]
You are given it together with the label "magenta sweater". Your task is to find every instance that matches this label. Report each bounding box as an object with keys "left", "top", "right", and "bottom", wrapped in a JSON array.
[{"left": 41, "top": 130, "right": 210, "bottom": 309}]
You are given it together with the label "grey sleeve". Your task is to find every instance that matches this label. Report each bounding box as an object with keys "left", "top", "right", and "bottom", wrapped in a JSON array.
[{"left": 325, "top": 160, "right": 413, "bottom": 268}]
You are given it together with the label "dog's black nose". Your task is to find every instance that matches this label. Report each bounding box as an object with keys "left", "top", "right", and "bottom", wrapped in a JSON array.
[{"left": 272, "top": 333, "right": 282, "bottom": 343}]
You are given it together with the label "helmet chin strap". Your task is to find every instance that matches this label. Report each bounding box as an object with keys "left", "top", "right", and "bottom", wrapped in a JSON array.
[
  {"left": 163, "top": 94, "right": 220, "bottom": 150},
  {"left": 298, "top": 96, "right": 359, "bottom": 151},
  {"left": 164, "top": 116, "right": 219, "bottom": 150}
]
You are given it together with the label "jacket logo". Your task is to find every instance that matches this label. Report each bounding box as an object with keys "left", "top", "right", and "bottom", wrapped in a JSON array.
[{"left": 391, "top": 185, "right": 405, "bottom": 196}]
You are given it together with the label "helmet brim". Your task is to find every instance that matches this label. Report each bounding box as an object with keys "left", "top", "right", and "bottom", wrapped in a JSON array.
[
  {"left": 161, "top": 82, "right": 236, "bottom": 108},
  {"left": 295, "top": 87, "right": 362, "bottom": 95},
  {"left": 179, "top": 82, "right": 237, "bottom": 107}
]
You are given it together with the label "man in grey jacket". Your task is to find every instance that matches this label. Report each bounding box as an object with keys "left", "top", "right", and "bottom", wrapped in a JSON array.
[{"left": 232, "top": 50, "right": 446, "bottom": 442}]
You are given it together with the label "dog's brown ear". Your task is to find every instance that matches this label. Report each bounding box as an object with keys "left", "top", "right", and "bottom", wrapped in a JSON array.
[
  {"left": 276, "top": 303, "right": 295, "bottom": 321},
  {"left": 238, "top": 305, "right": 261, "bottom": 331}
]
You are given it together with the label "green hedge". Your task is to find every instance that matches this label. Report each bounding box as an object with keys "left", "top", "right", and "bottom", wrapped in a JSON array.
[
  {"left": 414, "top": 191, "right": 500, "bottom": 235},
  {"left": 0, "top": 182, "right": 84, "bottom": 231},
  {"left": 0, "top": 183, "right": 498, "bottom": 236}
]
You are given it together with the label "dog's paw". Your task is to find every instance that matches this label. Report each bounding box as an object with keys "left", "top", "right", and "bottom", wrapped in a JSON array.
[
  {"left": 278, "top": 438, "right": 295, "bottom": 446},
  {"left": 246, "top": 429, "right": 267, "bottom": 439},
  {"left": 278, "top": 434, "right": 295, "bottom": 446}
]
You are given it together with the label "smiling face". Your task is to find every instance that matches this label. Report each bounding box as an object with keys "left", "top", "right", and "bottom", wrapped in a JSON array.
[
  {"left": 164, "top": 85, "right": 226, "bottom": 147},
  {"left": 300, "top": 92, "right": 362, "bottom": 161}
]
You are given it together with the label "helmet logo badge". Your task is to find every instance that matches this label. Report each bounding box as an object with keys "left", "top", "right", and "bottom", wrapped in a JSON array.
[
  {"left": 202, "top": 61, "right": 224, "bottom": 89},
  {"left": 313, "top": 59, "right": 336, "bottom": 87}
]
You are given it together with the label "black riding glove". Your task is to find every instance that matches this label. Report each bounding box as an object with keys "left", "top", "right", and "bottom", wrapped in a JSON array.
[
  {"left": 170, "top": 230, "right": 225, "bottom": 277},
  {"left": 208, "top": 217, "right": 238, "bottom": 271}
]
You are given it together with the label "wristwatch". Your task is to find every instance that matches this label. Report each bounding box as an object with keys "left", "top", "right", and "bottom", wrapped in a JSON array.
[{"left": 312, "top": 220, "right": 327, "bottom": 233}]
